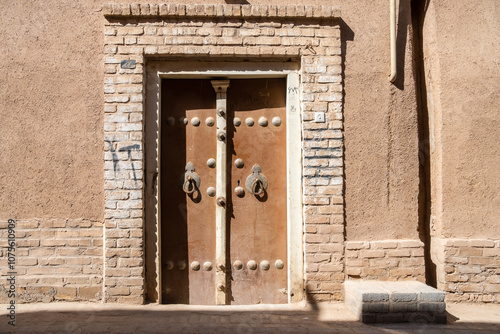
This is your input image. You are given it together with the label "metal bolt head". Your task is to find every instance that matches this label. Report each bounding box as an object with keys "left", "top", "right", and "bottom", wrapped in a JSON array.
[
  {"left": 234, "top": 158, "right": 244, "bottom": 168},
  {"left": 205, "top": 117, "right": 215, "bottom": 127},
  {"left": 217, "top": 264, "right": 225, "bottom": 271},
  {"left": 203, "top": 262, "right": 213, "bottom": 271},
  {"left": 179, "top": 117, "right": 188, "bottom": 125},
  {"left": 178, "top": 260, "right": 187, "bottom": 270},
  {"left": 167, "top": 117, "right": 175, "bottom": 126},
  {"left": 275, "top": 259, "right": 284, "bottom": 270},
  {"left": 233, "top": 117, "right": 241, "bottom": 127},
  {"left": 217, "top": 197, "right": 226, "bottom": 207},
  {"left": 235, "top": 186, "right": 245, "bottom": 197},
  {"left": 207, "top": 187, "right": 216, "bottom": 197},
  {"left": 272, "top": 117, "right": 282, "bottom": 127},
  {"left": 233, "top": 260, "right": 243, "bottom": 270},
  {"left": 258, "top": 117, "right": 268, "bottom": 127},
  {"left": 217, "top": 283, "right": 224, "bottom": 291},
  {"left": 165, "top": 261, "right": 174, "bottom": 270},
  {"left": 191, "top": 117, "right": 200, "bottom": 126},
  {"left": 207, "top": 158, "right": 216, "bottom": 168},
  {"left": 246, "top": 117, "right": 254, "bottom": 127},
  {"left": 191, "top": 261, "right": 201, "bottom": 271},
  {"left": 247, "top": 260, "right": 257, "bottom": 270},
  {"left": 260, "top": 260, "right": 270, "bottom": 270},
  {"left": 217, "top": 131, "right": 226, "bottom": 141},
  {"left": 217, "top": 107, "right": 225, "bottom": 117}
]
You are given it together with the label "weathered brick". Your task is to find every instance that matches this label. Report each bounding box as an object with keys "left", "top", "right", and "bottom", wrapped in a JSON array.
[
  {"left": 304, "top": 196, "right": 330, "bottom": 205},
  {"left": 458, "top": 247, "right": 483, "bottom": 257},
  {"left": 398, "top": 240, "right": 423, "bottom": 248},
  {"left": 304, "top": 215, "right": 330, "bottom": 224},
  {"left": 386, "top": 249, "right": 411, "bottom": 257},
  {"left": 318, "top": 204, "right": 344, "bottom": 215},
  {"left": 108, "top": 286, "right": 131, "bottom": 296},
  {"left": 117, "top": 27, "right": 144, "bottom": 35},
  {"left": 346, "top": 242, "right": 368, "bottom": 250},
  {"left": 105, "top": 36, "right": 124, "bottom": 45},
  {"left": 371, "top": 241, "right": 398, "bottom": 249},
  {"left": 305, "top": 234, "right": 330, "bottom": 244},
  {"left": 360, "top": 250, "right": 385, "bottom": 259}
]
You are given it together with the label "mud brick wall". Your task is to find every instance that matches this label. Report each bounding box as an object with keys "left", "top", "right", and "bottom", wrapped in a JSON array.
[
  {"left": 0, "top": 219, "right": 102, "bottom": 303},
  {"left": 436, "top": 239, "right": 500, "bottom": 303},
  {"left": 103, "top": 4, "right": 343, "bottom": 303},
  {"left": 344, "top": 240, "right": 426, "bottom": 282}
]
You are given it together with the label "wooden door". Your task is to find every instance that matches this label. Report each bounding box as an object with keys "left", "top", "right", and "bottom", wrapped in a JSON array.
[{"left": 160, "top": 78, "right": 287, "bottom": 305}]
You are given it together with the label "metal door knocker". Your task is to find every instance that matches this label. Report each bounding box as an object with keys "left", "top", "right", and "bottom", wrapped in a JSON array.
[
  {"left": 246, "top": 164, "right": 268, "bottom": 196},
  {"left": 183, "top": 162, "right": 200, "bottom": 194}
]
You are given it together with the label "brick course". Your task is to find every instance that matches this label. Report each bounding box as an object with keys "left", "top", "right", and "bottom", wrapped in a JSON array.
[
  {"left": 345, "top": 240, "right": 426, "bottom": 282},
  {"left": 0, "top": 219, "right": 102, "bottom": 303},
  {"left": 437, "top": 238, "right": 500, "bottom": 303}
]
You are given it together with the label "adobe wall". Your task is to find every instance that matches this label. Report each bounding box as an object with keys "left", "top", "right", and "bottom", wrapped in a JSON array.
[
  {"left": 0, "top": 1, "right": 104, "bottom": 221},
  {"left": 421, "top": 0, "right": 500, "bottom": 302},
  {"left": 0, "top": 0, "right": 420, "bottom": 249},
  {"left": 422, "top": 0, "right": 500, "bottom": 239}
]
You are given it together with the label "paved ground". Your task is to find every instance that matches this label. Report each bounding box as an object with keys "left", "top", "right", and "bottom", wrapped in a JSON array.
[{"left": 1, "top": 302, "right": 500, "bottom": 333}]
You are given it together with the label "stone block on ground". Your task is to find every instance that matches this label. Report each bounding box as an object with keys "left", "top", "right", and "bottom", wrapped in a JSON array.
[{"left": 344, "top": 280, "right": 446, "bottom": 324}]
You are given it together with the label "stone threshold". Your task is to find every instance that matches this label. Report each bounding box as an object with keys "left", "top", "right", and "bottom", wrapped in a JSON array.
[{"left": 344, "top": 280, "right": 447, "bottom": 324}]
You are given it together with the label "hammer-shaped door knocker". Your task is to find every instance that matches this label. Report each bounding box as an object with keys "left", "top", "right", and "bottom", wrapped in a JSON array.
[
  {"left": 245, "top": 164, "right": 268, "bottom": 196},
  {"left": 183, "top": 162, "right": 201, "bottom": 194}
]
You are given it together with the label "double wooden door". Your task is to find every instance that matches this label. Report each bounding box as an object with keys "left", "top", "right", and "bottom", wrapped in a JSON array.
[{"left": 161, "top": 78, "right": 287, "bottom": 305}]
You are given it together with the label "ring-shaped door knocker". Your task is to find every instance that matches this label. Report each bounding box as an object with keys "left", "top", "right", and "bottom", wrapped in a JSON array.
[
  {"left": 251, "top": 178, "right": 265, "bottom": 196},
  {"left": 183, "top": 162, "right": 200, "bottom": 194},
  {"left": 183, "top": 176, "right": 196, "bottom": 194},
  {"left": 246, "top": 164, "right": 268, "bottom": 196}
]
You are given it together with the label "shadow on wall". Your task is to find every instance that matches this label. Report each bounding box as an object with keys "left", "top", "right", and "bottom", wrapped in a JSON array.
[
  {"left": 411, "top": 0, "right": 436, "bottom": 287},
  {"left": 339, "top": 17, "right": 354, "bottom": 235},
  {"left": 224, "top": 0, "right": 250, "bottom": 4},
  {"left": 393, "top": 0, "right": 411, "bottom": 90}
]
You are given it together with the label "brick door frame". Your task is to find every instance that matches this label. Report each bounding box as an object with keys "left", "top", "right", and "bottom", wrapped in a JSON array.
[
  {"left": 146, "top": 61, "right": 303, "bottom": 303},
  {"left": 103, "top": 4, "right": 344, "bottom": 303}
]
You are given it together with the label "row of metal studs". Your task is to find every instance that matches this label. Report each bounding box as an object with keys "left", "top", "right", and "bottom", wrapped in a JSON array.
[
  {"left": 166, "top": 116, "right": 282, "bottom": 127},
  {"left": 165, "top": 260, "right": 285, "bottom": 271}
]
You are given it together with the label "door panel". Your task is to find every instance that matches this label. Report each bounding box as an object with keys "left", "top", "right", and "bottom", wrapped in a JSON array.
[
  {"left": 161, "top": 79, "right": 216, "bottom": 305},
  {"left": 227, "top": 79, "right": 288, "bottom": 304}
]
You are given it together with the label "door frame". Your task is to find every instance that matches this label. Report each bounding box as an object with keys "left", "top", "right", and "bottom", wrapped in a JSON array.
[{"left": 148, "top": 61, "right": 303, "bottom": 304}]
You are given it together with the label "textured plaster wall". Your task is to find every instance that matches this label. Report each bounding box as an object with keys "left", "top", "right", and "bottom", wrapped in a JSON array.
[
  {"left": 0, "top": 0, "right": 421, "bottom": 241},
  {"left": 422, "top": 0, "right": 500, "bottom": 239},
  {"left": 341, "top": 0, "right": 419, "bottom": 240},
  {"left": 0, "top": 1, "right": 104, "bottom": 220}
]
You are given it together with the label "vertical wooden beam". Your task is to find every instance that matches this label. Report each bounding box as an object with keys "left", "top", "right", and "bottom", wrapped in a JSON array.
[
  {"left": 212, "top": 80, "right": 230, "bottom": 305},
  {"left": 286, "top": 72, "right": 304, "bottom": 303}
]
